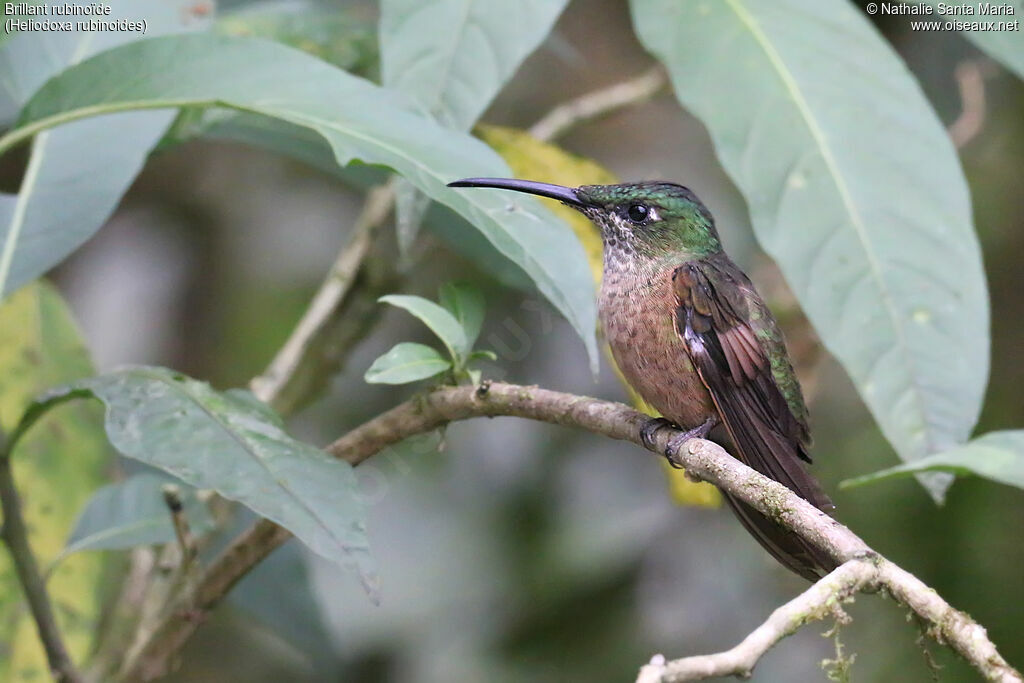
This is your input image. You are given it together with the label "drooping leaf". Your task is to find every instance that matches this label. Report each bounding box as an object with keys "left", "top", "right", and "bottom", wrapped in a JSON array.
[
  {"left": 11, "top": 366, "right": 376, "bottom": 595},
  {"left": 439, "top": 281, "right": 486, "bottom": 349},
  {"left": 841, "top": 430, "right": 1024, "bottom": 490},
  {"left": 0, "top": 0, "right": 212, "bottom": 301},
  {"left": 58, "top": 472, "right": 214, "bottom": 561},
  {"left": 0, "top": 281, "right": 110, "bottom": 680},
  {"left": 365, "top": 342, "right": 452, "bottom": 384},
  {"left": 379, "top": 294, "right": 469, "bottom": 361},
  {"left": 482, "top": 124, "right": 721, "bottom": 508},
  {"left": 8, "top": 34, "right": 599, "bottom": 369},
  {"left": 379, "top": 0, "right": 570, "bottom": 247},
  {"left": 631, "top": 0, "right": 989, "bottom": 502},
  {"left": 920, "top": 0, "right": 1024, "bottom": 80}
]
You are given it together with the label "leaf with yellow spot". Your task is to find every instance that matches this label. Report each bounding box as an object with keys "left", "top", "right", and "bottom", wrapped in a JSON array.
[
  {"left": 0, "top": 281, "right": 110, "bottom": 680},
  {"left": 480, "top": 125, "right": 720, "bottom": 507}
]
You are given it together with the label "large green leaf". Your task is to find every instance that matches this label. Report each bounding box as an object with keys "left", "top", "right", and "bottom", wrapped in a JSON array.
[
  {"left": 920, "top": 1, "right": 1024, "bottom": 80},
  {"left": 0, "top": 0, "right": 212, "bottom": 301},
  {"left": 841, "top": 430, "right": 1024, "bottom": 490},
  {"left": 7, "top": 34, "right": 599, "bottom": 368},
  {"left": 0, "top": 281, "right": 110, "bottom": 680},
  {"left": 631, "top": 0, "right": 989, "bottom": 502},
  {"left": 380, "top": 0, "right": 568, "bottom": 129},
  {"left": 379, "top": 0, "right": 570, "bottom": 253},
  {"left": 10, "top": 366, "right": 375, "bottom": 594}
]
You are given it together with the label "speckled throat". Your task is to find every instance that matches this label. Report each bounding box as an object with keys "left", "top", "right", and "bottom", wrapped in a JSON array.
[{"left": 598, "top": 247, "right": 717, "bottom": 431}]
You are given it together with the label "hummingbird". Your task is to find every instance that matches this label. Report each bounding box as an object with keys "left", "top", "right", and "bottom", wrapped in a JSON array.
[{"left": 449, "top": 177, "right": 835, "bottom": 580}]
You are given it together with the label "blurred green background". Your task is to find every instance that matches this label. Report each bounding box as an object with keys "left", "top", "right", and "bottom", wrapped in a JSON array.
[{"left": 38, "top": 1, "right": 1024, "bottom": 680}]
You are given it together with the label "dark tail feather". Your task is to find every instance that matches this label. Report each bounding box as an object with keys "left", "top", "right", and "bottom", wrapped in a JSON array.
[
  {"left": 711, "top": 421, "right": 836, "bottom": 581},
  {"left": 721, "top": 492, "right": 833, "bottom": 581}
]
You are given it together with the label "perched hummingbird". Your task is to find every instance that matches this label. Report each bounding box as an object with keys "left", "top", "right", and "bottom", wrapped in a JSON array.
[{"left": 449, "top": 177, "right": 835, "bottom": 580}]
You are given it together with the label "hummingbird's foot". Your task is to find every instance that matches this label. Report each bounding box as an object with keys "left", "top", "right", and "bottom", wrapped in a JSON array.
[
  {"left": 664, "top": 415, "right": 720, "bottom": 468},
  {"left": 640, "top": 417, "right": 676, "bottom": 451}
]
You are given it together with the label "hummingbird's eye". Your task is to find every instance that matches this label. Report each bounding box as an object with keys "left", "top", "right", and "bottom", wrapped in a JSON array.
[{"left": 626, "top": 203, "right": 649, "bottom": 223}]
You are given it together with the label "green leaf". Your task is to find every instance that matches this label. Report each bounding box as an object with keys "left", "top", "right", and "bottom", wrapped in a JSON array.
[
  {"left": 0, "top": 281, "right": 110, "bottom": 679},
  {"left": 0, "top": 0, "right": 212, "bottom": 301},
  {"left": 439, "top": 281, "right": 486, "bottom": 349},
  {"left": 12, "top": 366, "right": 376, "bottom": 595},
  {"left": 921, "top": 1, "right": 1024, "bottom": 80},
  {"left": 217, "top": 3, "right": 378, "bottom": 75},
  {"left": 380, "top": 0, "right": 568, "bottom": 129},
  {"left": 365, "top": 342, "right": 452, "bottom": 385},
  {"left": 841, "top": 430, "right": 1024, "bottom": 490},
  {"left": 379, "top": 0, "right": 570, "bottom": 258},
  {"left": 631, "top": 0, "right": 989, "bottom": 502},
  {"left": 468, "top": 349, "right": 498, "bottom": 362},
  {"left": 8, "top": 34, "right": 599, "bottom": 370},
  {"left": 380, "top": 294, "right": 469, "bottom": 361},
  {"left": 59, "top": 473, "right": 215, "bottom": 559}
]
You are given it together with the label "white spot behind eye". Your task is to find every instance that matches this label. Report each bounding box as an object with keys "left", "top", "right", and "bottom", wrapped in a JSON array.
[{"left": 647, "top": 207, "right": 661, "bottom": 222}]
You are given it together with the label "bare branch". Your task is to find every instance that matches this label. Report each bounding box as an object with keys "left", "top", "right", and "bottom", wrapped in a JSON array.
[
  {"left": 118, "top": 381, "right": 1020, "bottom": 682},
  {"left": 876, "top": 561, "right": 1019, "bottom": 682},
  {"left": 529, "top": 64, "right": 668, "bottom": 142},
  {"left": 638, "top": 561, "right": 872, "bottom": 682},
  {"left": 0, "top": 432, "right": 83, "bottom": 683},
  {"left": 639, "top": 557, "right": 1022, "bottom": 682},
  {"left": 249, "top": 184, "right": 395, "bottom": 411}
]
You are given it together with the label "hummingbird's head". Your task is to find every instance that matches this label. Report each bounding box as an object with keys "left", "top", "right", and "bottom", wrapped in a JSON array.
[{"left": 448, "top": 177, "right": 722, "bottom": 261}]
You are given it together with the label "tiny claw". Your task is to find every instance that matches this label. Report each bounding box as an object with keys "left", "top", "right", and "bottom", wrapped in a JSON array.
[
  {"left": 664, "top": 433, "right": 688, "bottom": 468},
  {"left": 640, "top": 417, "right": 675, "bottom": 450},
  {"left": 664, "top": 415, "right": 719, "bottom": 468}
]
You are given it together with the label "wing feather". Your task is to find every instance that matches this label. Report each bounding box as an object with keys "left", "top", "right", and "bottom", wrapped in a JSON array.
[{"left": 672, "top": 255, "right": 834, "bottom": 580}]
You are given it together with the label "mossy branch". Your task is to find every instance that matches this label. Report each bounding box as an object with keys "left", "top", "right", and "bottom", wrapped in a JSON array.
[{"left": 119, "top": 381, "right": 1020, "bottom": 682}]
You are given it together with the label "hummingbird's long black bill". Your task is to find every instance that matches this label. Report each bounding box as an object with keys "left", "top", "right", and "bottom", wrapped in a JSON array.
[{"left": 447, "top": 177, "right": 587, "bottom": 208}]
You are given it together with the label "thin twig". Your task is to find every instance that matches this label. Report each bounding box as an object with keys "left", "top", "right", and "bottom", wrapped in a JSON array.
[
  {"left": 118, "top": 522, "right": 291, "bottom": 681},
  {"left": 85, "top": 549, "right": 156, "bottom": 683},
  {"left": 249, "top": 184, "right": 395, "bottom": 411},
  {"left": 119, "top": 382, "right": 1020, "bottom": 682},
  {"left": 0, "top": 431, "right": 83, "bottom": 683},
  {"left": 529, "top": 64, "right": 668, "bottom": 142},
  {"left": 161, "top": 485, "right": 196, "bottom": 568},
  {"left": 637, "top": 560, "right": 872, "bottom": 682}
]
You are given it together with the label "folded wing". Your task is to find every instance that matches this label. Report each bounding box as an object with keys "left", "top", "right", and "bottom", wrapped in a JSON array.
[{"left": 673, "top": 254, "right": 834, "bottom": 579}]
